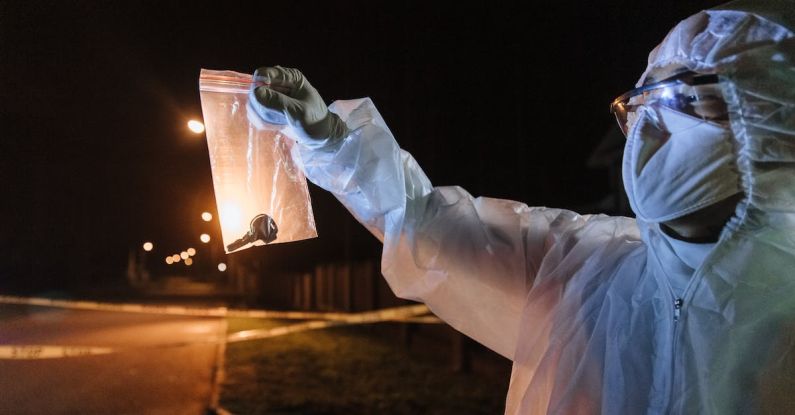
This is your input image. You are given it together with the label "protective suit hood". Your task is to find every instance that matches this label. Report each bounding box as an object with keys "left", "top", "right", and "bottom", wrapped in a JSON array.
[
  {"left": 624, "top": 0, "right": 795, "bottom": 227},
  {"left": 637, "top": 0, "right": 794, "bottom": 86}
]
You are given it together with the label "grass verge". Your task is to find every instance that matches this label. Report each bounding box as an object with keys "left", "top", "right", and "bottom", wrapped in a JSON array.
[{"left": 220, "top": 317, "right": 510, "bottom": 414}]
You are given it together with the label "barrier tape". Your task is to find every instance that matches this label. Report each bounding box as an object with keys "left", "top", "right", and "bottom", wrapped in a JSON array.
[
  {"left": 0, "top": 295, "right": 442, "bottom": 323},
  {"left": 227, "top": 320, "right": 342, "bottom": 343},
  {"left": 0, "top": 296, "right": 443, "bottom": 360},
  {"left": 225, "top": 304, "right": 443, "bottom": 343}
]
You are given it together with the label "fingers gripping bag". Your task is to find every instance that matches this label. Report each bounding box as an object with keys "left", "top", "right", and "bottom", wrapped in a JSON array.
[{"left": 199, "top": 69, "right": 317, "bottom": 253}]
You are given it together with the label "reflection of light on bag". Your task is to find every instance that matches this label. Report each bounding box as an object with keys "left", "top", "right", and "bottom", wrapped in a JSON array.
[
  {"left": 199, "top": 69, "right": 317, "bottom": 253},
  {"left": 219, "top": 200, "right": 244, "bottom": 239}
]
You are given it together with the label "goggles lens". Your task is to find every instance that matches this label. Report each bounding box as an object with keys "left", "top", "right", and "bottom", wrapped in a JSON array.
[{"left": 610, "top": 74, "right": 728, "bottom": 136}]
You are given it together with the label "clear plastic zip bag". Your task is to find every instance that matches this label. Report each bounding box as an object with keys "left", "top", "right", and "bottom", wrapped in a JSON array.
[{"left": 199, "top": 69, "right": 317, "bottom": 253}]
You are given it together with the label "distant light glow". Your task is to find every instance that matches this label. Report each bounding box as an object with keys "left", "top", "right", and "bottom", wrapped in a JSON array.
[
  {"left": 218, "top": 263, "right": 227, "bottom": 272},
  {"left": 184, "top": 257, "right": 193, "bottom": 266},
  {"left": 187, "top": 248, "right": 196, "bottom": 256},
  {"left": 172, "top": 254, "right": 181, "bottom": 263},
  {"left": 143, "top": 242, "right": 153, "bottom": 252},
  {"left": 180, "top": 251, "right": 189, "bottom": 260},
  {"left": 166, "top": 257, "right": 174, "bottom": 265},
  {"left": 201, "top": 212, "right": 213, "bottom": 222},
  {"left": 188, "top": 120, "right": 205, "bottom": 134},
  {"left": 200, "top": 234, "right": 211, "bottom": 243}
]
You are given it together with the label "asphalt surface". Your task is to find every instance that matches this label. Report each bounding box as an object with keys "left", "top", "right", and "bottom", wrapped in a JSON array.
[{"left": 0, "top": 303, "right": 225, "bottom": 414}]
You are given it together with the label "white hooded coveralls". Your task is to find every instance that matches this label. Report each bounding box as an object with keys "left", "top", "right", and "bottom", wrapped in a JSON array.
[{"left": 285, "top": 1, "right": 795, "bottom": 413}]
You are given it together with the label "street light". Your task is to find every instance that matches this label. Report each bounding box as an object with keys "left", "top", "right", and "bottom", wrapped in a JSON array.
[
  {"left": 172, "top": 254, "right": 181, "bottom": 263},
  {"left": 180, "top": 251, "right": 189, "bottom": 260},
  {"left": 218, "top": 263, "right": 227, "bottom": 272},
  {"left": 201, "top": 212, "right": 213, "bottom": 222},
  {"left": 200, "top": 234, "right": 211, "bottom": 243},
  {"left": 166, "top": 257, "right": 174, "bottom": 265},
  {"left": 143, "top": 242, "right": 153, "bottom": 252},
  {"left": 185, "top": 257, "right": 193, "bottom": 266},
  {"left": 188, "top": 120, "right": 205, "bottom": 134},
  {"left": 187, "top": 247, "right": 196, "bottom": 256}
]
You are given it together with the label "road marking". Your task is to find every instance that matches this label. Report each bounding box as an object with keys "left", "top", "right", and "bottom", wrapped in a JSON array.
[{"left": 0, "top": 345, "right": 114, "bottom": 359}]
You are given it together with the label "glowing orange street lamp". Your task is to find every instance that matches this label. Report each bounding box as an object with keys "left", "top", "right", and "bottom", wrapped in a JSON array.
[
  {"left": 185, "top": 257, "right": 193, "bottom": 266},
  {"left": 188, "top": 120, "right": 205, "bottom": 134},
  {"left": 166, "top": 257, "right": 174, "bottom": 265},
  {"left": 200, "top": 234, "right": 211, "bottom": 243},
  {"left": 201, "top": 212, "right": 213, "bottom": 222},
  {"left": 187, "top": 248, "right": 196, "bottom": 256},
  {"left": 143, "top": 242, "right": 154, "bottom": 252}
]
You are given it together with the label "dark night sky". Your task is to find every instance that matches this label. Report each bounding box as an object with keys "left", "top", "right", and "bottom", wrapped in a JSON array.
[{"left": 0, "top": 0, "right": 727, "bottom": 292}]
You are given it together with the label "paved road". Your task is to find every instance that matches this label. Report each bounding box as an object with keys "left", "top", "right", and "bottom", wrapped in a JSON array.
[{"left": 0, "top": 303, "right": 226, "bottom": 414}]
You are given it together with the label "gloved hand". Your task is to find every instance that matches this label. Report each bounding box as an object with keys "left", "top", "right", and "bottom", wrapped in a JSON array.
[{"left": 248, "top": 66, "right": 350, "bottom": 142}]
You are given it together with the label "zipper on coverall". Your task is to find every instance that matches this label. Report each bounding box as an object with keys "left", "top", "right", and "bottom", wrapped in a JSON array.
[
  {"left": 658, "top": 258, "right": 687, "bottom": 413},
  {"left": 673, "top": 298, "right": 683, "bottom": 322}
]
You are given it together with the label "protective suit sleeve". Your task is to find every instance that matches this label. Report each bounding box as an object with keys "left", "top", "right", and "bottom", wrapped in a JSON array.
[{"left": 293, "top": 97, "right": 595, "bottom": 359}]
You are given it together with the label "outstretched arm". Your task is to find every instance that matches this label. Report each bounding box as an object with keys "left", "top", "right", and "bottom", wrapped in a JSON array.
[{"left": 248, "top": 66, "right": 626, "bottom": 359}]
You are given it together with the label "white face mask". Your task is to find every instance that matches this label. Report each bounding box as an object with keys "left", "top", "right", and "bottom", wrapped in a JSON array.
[{"left": 622, "top": 106, "right": 741, "bottom": 223}]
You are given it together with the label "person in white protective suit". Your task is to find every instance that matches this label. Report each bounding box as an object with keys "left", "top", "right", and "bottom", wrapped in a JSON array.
[{"left": 247, "top": 0, "right": 795, "bottom": 413}]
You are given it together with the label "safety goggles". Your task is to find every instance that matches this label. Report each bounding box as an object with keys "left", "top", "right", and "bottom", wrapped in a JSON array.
[{"left": 610, "top": 72, "right": 728, "bottom": 136}]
